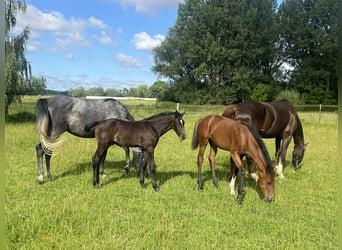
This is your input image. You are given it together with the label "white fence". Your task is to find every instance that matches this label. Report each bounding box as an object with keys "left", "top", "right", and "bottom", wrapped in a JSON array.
[{"left": 86, "top": 96, "right": 156, "bottom": 101}]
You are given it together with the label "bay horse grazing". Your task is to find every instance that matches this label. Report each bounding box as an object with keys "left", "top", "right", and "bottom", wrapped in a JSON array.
[
  {"left": 35, "top": 96, "right": 143, "bottom": 184},
  {"left": 222, "top": 99, "right": 308, "bottom": 178},
  {"left": 91, "top": 111, "right": 186, "bottom": 191},
  {"left": 191, "top": 115, "right": 275, "bottom": 204}
]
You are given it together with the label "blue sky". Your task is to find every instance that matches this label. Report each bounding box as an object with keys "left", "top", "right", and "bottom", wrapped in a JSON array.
[{"left": 14, "top": 0, "right": 282, "bottom": 91}]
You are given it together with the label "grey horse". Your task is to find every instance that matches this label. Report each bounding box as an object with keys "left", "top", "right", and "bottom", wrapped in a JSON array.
[{"left": 35, "top": 96, "right": 143, "bottom": 184}]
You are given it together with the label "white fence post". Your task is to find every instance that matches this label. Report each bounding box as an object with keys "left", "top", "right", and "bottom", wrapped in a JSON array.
[
  {"left": 177, "top": 103, "right": 179, "bottom": 112},
  {"left": 319, "top": 104, "right": 322, "bottom": 124}
]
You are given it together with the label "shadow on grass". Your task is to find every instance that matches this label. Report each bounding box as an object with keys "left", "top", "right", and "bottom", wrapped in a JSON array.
[{"left": 6, "top": 111, "right": 36, "bottom": 124}]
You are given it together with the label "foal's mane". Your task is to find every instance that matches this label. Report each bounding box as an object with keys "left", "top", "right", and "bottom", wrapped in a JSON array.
[
  {"left": 143, "top": 112, "right": 176, "bottom": 121},
  {"left": 241, "top": 122, "right": 274, "bottom": 174}
]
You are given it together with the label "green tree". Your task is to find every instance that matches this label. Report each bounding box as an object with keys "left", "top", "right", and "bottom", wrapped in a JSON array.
[
  {"left": 87, "top": 87, "right": 105, "bottom": 96},
  {"left": 25, "top": 76, "right": 47, "bottom": 95},
  {"left": 136, "top": 84, "right": 148, "bottom": 98},
  {"left": 277, "top": 0, "right": 338, "bottom": 104},
  {"left": 105, "top": 88, "right": 122, "bottom": 97},
  {"left": 5, "top": 0, "right": 31, "bottom": 114},
  {"left": 69, "top": 87, "right": 86, "bottom": 97},
  {"left": 153, "top": 0, "right": 279, "bottom": 104}
]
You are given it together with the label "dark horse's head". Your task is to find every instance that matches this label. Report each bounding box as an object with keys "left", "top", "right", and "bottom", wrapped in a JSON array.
[
  {"left": 172, "top": 111, "right": 186, "bottom": 140},
  {"left": 292, "top": 142, "right": 308, "bottom": 170}
]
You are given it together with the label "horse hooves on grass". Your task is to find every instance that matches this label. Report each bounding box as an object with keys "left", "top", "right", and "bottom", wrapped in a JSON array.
[
  {"left": 154, "top": 187, "right": 160, "bottom": 192},
  {"left": 36, "top": 179, "right": 44, "bottom": 185},
  {"left": 94, "top": 184, "right": 102, "bottom": 189}
]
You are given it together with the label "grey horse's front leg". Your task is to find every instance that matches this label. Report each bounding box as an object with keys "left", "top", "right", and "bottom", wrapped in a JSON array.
[
  {"left": 45, "top": 154, "right": 54, "bottom": 180},
  {"left": 36, "top": 143, "right": 45, "bottom": 184}
]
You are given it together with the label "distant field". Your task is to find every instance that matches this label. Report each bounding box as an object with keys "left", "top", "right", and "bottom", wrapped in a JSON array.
[{"left": 5, "top": 96, "right": 337, "bottom": 249}]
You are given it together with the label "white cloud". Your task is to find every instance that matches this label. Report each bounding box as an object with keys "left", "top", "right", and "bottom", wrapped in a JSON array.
[
  {"left": 113, "top": 0, "right": 181, "bottom": 14},
  {"left": 115, "top": 53, "right": 142, "bottom": 68},
  {"left": 88, "top": 16, "right": 108, "bottom": 29},
  {"left": 132, "top": 32, "right": 165, "bottom": 51},
  {"left": 14, "top": 4, "right": 110, "bottom": 50},
  {"left": 94, "top": 31, "right": 118, "bottom": 47}
]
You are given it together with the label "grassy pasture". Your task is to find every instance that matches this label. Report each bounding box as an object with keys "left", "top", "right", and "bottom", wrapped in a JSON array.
[{"left": 5, "top": 97, "right": 337, "bottom": 249}]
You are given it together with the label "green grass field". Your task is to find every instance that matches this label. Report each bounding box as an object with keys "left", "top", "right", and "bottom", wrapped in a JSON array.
[{"left": 5, "top": 97, "right": 337, "bottom": 249}]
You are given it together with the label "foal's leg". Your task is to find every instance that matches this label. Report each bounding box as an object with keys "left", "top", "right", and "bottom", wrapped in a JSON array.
[
  {"left": 36, "top": 143, "right": 45, "bottom": 184},
  {"left": 197, "top": 142, "right": 207, "bottom": 191},
  {"left": 145, "top": 147, "right": 159, "bottom": 192},
  {"left": 231, "top": 152, "right": 245, "bottom": 204},
  {"left": 208, "top": 145, "right": 218, "bottom": 188},
  {"left": 246, "top": 155, "right": 258, "bottom": 182},
  {"left": 139, "top": 152, "right": 148, "bottom": 189},
  {"left": 99, "top": 149, "right": 108, "bottom": 178},
  {"left": 92, "top": 144, "right": 109, "bottom": 188},
  {"left": 229, "top": 157, "right": 239, "bottom": 195},
  {"left": 122, "top": 146, "right": 131, "bottom": 173}
]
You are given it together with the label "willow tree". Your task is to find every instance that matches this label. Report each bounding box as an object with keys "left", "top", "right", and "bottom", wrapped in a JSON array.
[{"left": 5, "top": 0, "right": 31, "bottom": 115}]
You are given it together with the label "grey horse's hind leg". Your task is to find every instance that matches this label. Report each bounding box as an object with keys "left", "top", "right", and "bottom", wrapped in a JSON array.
[
  {"left": 99, "top": 149, "right": 108, "bottom": 178},
  {"left": 36, "top": 143, "right": 45, "bottom": 184},
  {"left": 45, "top": 154, "right": 54, "bottom": 180},
  {"left": 122, "top": 146, "right": 131, "bottom": 173}
]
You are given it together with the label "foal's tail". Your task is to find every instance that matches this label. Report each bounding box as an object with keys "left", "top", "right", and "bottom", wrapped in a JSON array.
[
  {"left": 36, "top": 99, "right": 64, "bottom": 155},
  {"left": 191, "top": 119, "right": 201, "bottom": 150}
]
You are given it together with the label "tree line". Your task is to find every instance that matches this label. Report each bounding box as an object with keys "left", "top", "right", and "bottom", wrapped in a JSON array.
[
  {"left": 152, "top": 0, "right": 337, "bottom": 105},
  {"left": 5, "top": 0, "right": 337, "bottom": 116}
]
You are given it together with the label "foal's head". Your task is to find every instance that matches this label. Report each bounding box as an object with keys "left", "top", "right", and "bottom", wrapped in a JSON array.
[
  {"left": 257, "top": 172, "right": 275, "bottom": 202},
  {"left": 172, "top": 111, "right": 186, "bottom": 140},
  {"left": 292, "top": 142, "right": 308, "bottom": 170}
]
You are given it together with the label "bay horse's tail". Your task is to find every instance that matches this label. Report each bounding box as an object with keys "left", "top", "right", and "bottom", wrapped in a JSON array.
[
  {"left": 36, "top": 99, "right": 65, "bottom": 155},
  {"left": 191, "top": 119, "right": 201, "bottom": 150},
  {"left": 222, "top": 105, "right": 238, "bottom": 119},
  {"left": 241, "top": 122, "right": 274, "bottom": 175}
]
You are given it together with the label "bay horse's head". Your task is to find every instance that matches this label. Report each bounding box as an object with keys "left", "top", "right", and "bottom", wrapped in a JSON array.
[
  {"left": 257, "top": 172, "right": 275, "bottom": 202},
  {"left": 292, "top": 142, "right": 308, "bottom": 170},
  {"left": 172, "top": 111, "right": 186, "bottom": 140}
]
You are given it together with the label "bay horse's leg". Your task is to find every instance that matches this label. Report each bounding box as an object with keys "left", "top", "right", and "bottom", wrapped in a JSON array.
[
  {"left": 36, "top": 143, "right": 45, "bottom": 184},
  {"left": 274, "top": 136, "right": 292, "bottom": 179},
  {"left": 99, "top": 149, "right": 108, "bottom": 178},
  {"left": 122, "top": 146, "right": 131, "bottom": 173},
  {"left": 231, "top": 152, "right": 245, "bottom": 204},
  {"left": 246, "top": 155, "right": 258, "bottom": 182},
  {"left": 229, "top": 157, "right": 239, "bottom": 195},
  {"left": 208, "top": 144, "right": 218, "bottom": 188},
  {"left": 197, "top": 142, "right": 207, "bottom": 191},
  {"left": 45, "top": 154, "right": 53, "bottom": 180}
]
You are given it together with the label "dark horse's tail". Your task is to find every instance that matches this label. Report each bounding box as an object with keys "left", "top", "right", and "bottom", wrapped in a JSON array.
[
  {"left": 36, "top": 99, "right": 64, "bottom": 154},
  {"left": 191, "top": 119, "right": 201, "bottom": 150},
  {"left": 241, "top": 122, "right": 274, "bottom": 175}
]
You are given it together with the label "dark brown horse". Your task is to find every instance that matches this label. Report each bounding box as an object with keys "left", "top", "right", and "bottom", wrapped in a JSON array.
[
  {"left": 191, "top": 115, "right": 275, "bottom": 204},
  {"left": 90, "top": 111, "right": 186, "bottom": 191},
  {"left": 222, "top": 99, "right": 308, "bottom": 178}
]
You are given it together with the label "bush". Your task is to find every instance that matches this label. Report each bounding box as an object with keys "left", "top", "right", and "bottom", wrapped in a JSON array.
[{"left": 275, "top": 89, "right": 306, "bottom": 105}]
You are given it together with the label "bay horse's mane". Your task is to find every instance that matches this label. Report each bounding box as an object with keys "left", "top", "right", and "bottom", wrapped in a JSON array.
[{"left": 240, "top": 121, "right": 273, "bottom": 174}]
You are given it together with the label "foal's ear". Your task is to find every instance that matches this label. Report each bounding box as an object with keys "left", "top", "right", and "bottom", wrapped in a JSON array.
[{"left": 181, "top": 111, "right": 185, "bottom": 117}]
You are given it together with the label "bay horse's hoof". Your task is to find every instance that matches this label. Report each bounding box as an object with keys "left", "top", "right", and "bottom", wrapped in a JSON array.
[
  {"left": 154, "top": 186, "right": 160, "bottom": 192},
  {"left": 94, "top": 184, "right": 102, "bottom": 189},
  {"left": 140, "top": 183, "right": 146, "bottom": 189}
]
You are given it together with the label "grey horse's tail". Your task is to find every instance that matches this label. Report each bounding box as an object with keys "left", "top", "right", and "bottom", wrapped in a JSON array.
[
  {"left": 191, "top": 119, "right": 201, "bottom": 150},
  {"left": 36, "top": 99, "right": 64, "bottom": 155}
]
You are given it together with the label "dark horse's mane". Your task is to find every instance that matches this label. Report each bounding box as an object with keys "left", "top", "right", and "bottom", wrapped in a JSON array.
[{"left": 241, "top": 122, "right": 274, "bottom": 174}]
